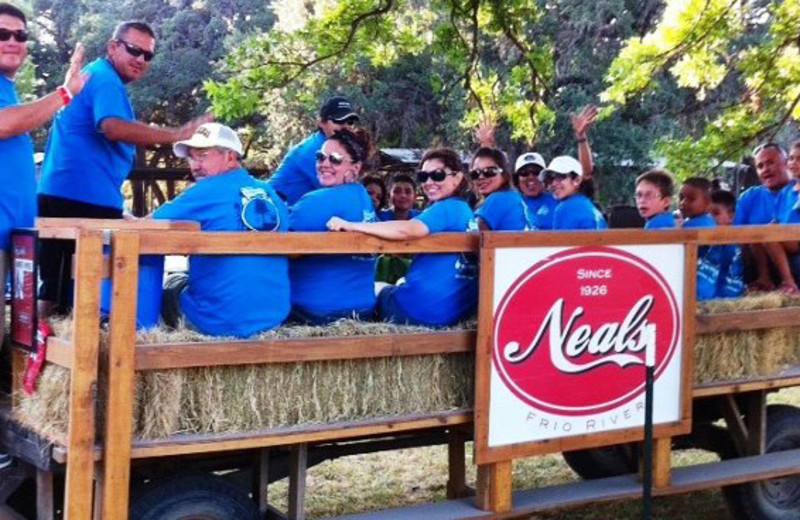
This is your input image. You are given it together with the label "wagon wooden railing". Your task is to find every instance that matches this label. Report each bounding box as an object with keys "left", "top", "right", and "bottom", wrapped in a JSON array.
[{"left": 15, "top": 222, "right": 800, "bottom": 519}]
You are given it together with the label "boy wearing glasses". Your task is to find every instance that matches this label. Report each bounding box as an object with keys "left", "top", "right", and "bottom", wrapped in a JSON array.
[
  {"left": 36, "top": 20, "right": 210, "bottom": 315},
  {"left": 268, "top": 96, "right": 361, "bottom": 204},
  {"left": 0, "top": 2, "right": 89, "bottom": 471},
  {"left": 153, "top": 123, "right": 291, "bottom": 337},
  {"left": 541, "top": 156, "right": 607, "bottom": 230},
  {"left": 635, "top": 169, "right": 676, "bottom": 229}
]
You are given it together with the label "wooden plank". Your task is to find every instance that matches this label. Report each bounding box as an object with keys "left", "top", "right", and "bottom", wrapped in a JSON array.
[
  {"left": 680, "top": 243, "right": 697, "bottom": 432},
  {"left": 746, "top": 391, "right": 767, "bottom": 455},
  {"left": 63, "top": 229, "right": 103, "bottom": 520},
  {"left": 695, "top": 307, "right": 800, "bottom": 334},
  {"left": 694, "top": 225, "right": 800, "bottom": 246},
  {"left": 472, "top": 243, "right": 494, "bottom": 466},
  {"left": 722, "top": 394, "right": 749, "bottom": 456},
  {"left": 44, "top": 337, "right": 72, "bottom": 368},
  {"left": 253, "top": 449, "right": 270, "bottom": 515},
  {"left": 475, "top": 461, "right": 512, "bottom": 513},
  {"left": 482, "top": 229, "right": 695, "bottom": 249},
  {"left": 36, "top": 218, "right": 199, "bottom": 231},
  {"left": 693, "top": 372, "right": 800, "bottom": 397},
  {"left": 137, "top": 231, "right": 479, "bottom": 255},
  {"left": 101, "top": 232, "right": 140, "bottom": 520},
  {"left": 447, "top": 429, "right": 469, "bottom": 499},
  {"left": 134, "top": 331, "right": 475, "bottom": 370},
  {"left": 36, "top": 469, "right": 55, "bottom": 520},
  {"left": 129, "top": 411, "right": 473, "bottom": 459},
  {"left": 288, "top": 444, "right": 308, "bottom": 520},
  {"left": 652, "top": 437, "right": 671, "bottom": 488}
]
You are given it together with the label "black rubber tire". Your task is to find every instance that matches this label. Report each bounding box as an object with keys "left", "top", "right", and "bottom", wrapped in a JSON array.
[
  {"left": 561, "top": 443, "right": 638, "bottom": 480},
  {"left": 724, "top": 404, "right": 800, "bottom": 520},
  {"left": 129, "top": 473, "right": 260, "bottom": 520}
]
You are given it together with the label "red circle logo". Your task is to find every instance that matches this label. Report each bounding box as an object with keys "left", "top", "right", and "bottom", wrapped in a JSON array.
[{"left": 493, "top": 247, "right": 680, "bottom": 416}]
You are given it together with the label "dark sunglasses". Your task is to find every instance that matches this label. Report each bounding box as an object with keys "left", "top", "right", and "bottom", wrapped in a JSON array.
[
  {"left": 515, "top": 167, "right": 541, "bottom": 178},
  {"left": 315, "top": 151, "right": 350, "bottom": 166},
  {"left": 542, "top": 172, "right": 572, "bottom": 185},
  {"left": 115, "top": 39, "right": 155, "bottom": 62},
  {"left": 469, "top": 167, "right": 502, "bottom": 180},
  {"left": 416, "top": 169, "right": 455, "bottom": 184},
  {"left": 0, "top": 29, "right": 28, "bottom": 42}
]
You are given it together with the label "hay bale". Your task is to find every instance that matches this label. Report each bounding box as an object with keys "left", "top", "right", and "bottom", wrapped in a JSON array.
[{"left": 15, "top": 318, "right": 475, "bottom": 441}]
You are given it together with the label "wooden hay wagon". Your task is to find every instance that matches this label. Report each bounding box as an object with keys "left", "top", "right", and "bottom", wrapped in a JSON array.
[{"left": 3, "top": 220, "right": 800, "bottom": 520}]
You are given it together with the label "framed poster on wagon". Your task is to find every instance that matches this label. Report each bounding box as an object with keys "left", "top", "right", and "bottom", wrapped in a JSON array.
[{"left": 474, "top": 232, "right": 696, "bottom": 465}]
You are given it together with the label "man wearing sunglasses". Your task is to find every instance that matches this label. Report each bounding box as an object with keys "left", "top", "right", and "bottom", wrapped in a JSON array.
[
  {"left": 36, "top": 20, "right": 211, "bottom": 315},
  {"left": 0, "top": 2, "right": 89, "bottom": 471},
  {"left": 267, "top": 96, "right": 361, "bottom": 204},
  {"left": 153, "top": 123, "right": 291, "bottom": 338}
]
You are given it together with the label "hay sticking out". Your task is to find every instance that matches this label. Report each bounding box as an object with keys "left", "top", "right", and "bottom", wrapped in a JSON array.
[{"left": 694, "top": 294, "right": 800, "bottom": 383}]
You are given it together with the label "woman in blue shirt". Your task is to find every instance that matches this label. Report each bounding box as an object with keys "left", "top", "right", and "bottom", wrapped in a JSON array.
[
  {"left": 470, "top": 147, "right": 531, "bottom": 231},
  {"left": 289, "top": 128, "right": 378, "bottom": 324},
  {"left": 327, "top": 147, "right": 478, "bottom": 327},
  {"left": 542, "top": 156, "right": 608, "bottom": 230}
]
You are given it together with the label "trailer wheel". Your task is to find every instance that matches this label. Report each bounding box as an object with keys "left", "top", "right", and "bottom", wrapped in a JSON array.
[
  {"left": 129, "top": 473, "right": 260, "bottom": 520},
  {"left": 561, "top": 443, "right": 638, "bottom": 480},
  {"left": 724, "top": 405, "right": 800, "bottom": 520}
]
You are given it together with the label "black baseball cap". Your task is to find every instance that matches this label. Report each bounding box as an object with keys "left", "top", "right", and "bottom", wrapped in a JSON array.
[{"left": 319, "top": 96, "right": 360, "bottom": 123}]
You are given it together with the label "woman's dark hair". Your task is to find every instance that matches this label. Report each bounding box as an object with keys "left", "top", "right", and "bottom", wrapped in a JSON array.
[
  {"left": 471, "top": 147, "right": 511, "bottom": 189},
  {"left": 329, "top": 128, "right": 374, "bottom": 165},
  {"left": 419, "top": 147, "right": 471, "bottom": 199},
  {"left": 362, "top": 175, "right": 388, "bottom": 209},
  {"left": 791, "top": 140, "right": 800, "bottom": 152}
]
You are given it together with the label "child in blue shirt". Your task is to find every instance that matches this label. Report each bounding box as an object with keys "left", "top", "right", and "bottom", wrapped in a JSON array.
[
  {"left": 541, "top": 156, "right": 607, "bottom": 230},
  {"left": 680, "top": 177, "right": 723, "bottom": 300},
  {"left": 635, "top": 169, "right": 676, "bottom": 229},
  {"left": 710, "top": 189, "right": 745, "bottom": 298}
]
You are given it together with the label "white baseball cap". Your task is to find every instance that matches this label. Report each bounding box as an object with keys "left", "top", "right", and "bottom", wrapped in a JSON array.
[
  {"left": 173, "top": 123, "right": 244, "bottom": 158},
  {"left": 539, "top": 155, "right": 583, "bottom": 182},
  {"left": 514, "top": 152, "right": 546, "bottom": 173}
]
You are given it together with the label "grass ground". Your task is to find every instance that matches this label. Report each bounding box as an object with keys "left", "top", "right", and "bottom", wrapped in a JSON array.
[{"left": 264, "top": 388, "right": 800, "bottom": 519}]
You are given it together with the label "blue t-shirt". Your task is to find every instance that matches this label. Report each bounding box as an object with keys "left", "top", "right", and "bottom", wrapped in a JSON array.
[
  {"left": 153, "top": 168, "right": 290, "bottom": 337},
  {"left": 267, "top": 131, "right": 325, "bottom": 204},
  {"left": 377, "top": 208, "right": 421, "bottom": 221},
  {"left": 734, "top": 183, "right": 796, "bottom": 226},
  {"left": 523, "top": 192, "right": 557, "bottom": 230},
  {"left": 381, "top": 198, "right": 478, "bottom": 326},
  {"left": 716, "top": 244, "right": 745, "bottom": 298},
  {"left": 39, "top": 59, "right": 136, "bottom": 210},
  {"left": 682, "top": 213, "right": 720, "bottom": 300},
  {"left": 475, "top": 190, "right": 532, "bottom": 231},
  {"left": 0, "top": 75, "right": 36, "bottom": 250},
  {"left": 289, "top": 182, "right": 377, "bottom": 320},
  {"left": 552, "top": 194, "right": 608, "bottom": 230},
  {"left": 644, "top": 212, "right": 675, "bottom": 229}
]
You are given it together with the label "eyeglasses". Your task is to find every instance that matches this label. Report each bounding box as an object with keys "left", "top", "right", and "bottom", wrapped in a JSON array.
[
  {"left": 469, "top": 167, "right": 502, "bottom": 180},
  {"left": 0, "top": 29, "right": 28, "bottom": 42},
  {"left": 186, "top": 149, "right": 224, "bottom": 162},
  {"left": 515, "top": 167, "right": 541, "bottom": 178},
  {"left": 416, "top": 169, "right": 455, "bottom": 184},
  {"left": 542, "top": 172, "right": 572, "bottom": 186},
  {"left": 115, "top": 39, "right": 155, "bottom": 62},
  {"left": 315, "top": 151, "right": 351, "bottom": 166}
]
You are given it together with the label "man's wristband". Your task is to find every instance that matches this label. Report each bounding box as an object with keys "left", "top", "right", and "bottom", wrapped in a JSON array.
[
  {"left": 56, "top": 86, "right": 72, "bottom": 106},
  {"left": 575, "top": 136, "right": 588, "bottom": 144}
]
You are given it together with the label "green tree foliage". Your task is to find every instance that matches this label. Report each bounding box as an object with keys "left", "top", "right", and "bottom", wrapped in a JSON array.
[{"left": 603, "top": 0, "right": 800, "bottom": 178}]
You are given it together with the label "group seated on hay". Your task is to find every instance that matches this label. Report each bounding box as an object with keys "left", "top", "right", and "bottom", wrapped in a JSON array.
[{"left": 17, "top": 128, "right": 800, "bottom": 444}]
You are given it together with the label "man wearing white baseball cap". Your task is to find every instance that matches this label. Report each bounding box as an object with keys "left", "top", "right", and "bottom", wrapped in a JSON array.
[
  {"left": 540, "top": 155, "right": 607, "bottom": 230},
  {"left": 152, "top": 122, "right": 292, "bottom": 337},
  {"left": 514, "top": 152, "right": 558, "bottom": 230}
]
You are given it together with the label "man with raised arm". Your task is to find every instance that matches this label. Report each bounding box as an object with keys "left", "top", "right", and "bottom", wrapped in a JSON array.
[
  {"left": 0, "top": 1, "right": 89, "bottom": 471},
  {"left": 36, "top": 20, "right": 210, "bottom": 314}
]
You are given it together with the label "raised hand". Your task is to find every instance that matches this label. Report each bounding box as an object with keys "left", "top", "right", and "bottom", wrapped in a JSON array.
[
  {"left": 571, "top": 105, "right": 598, "bottom": 139},
  {"left": 474, "top": 115, "right": 497, "bottom": 148},
  {"left": 63, "top": 43, "right": 89, "bottom": 97}
]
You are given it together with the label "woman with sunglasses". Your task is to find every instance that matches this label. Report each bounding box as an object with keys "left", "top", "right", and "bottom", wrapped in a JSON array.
[
  {"left": 327, "top": 147, "right": 477, "bottom": 327},
  {"left": 289, "top": 128, "right": 378, "bottom": 324},
  {"left": 541, "top": 156, "right": 608, "bottom": 230},
  {"left": 470, "top": 147, "right": 532, "bottom": 231},
  {"left": 513, "top": 153, "right": 558, "bottom": 230}
]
